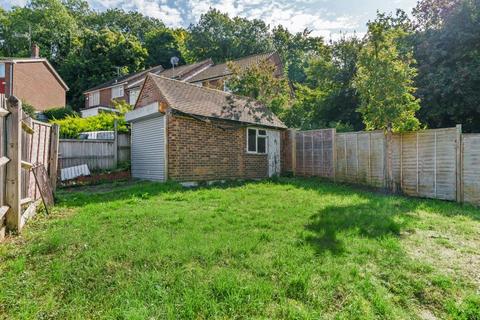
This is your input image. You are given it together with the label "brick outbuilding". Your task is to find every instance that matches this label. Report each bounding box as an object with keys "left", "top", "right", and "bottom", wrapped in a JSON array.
[{"left": 125, "top": 73, "right": 287, "bottom": 183}]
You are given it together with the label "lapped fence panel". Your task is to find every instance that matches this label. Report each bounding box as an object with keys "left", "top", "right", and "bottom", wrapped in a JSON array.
[
  {"left": 292, "top": 126, "right": 472, "bottom": 205},
  {"left": 462, "top": 134, "right": 480, "bottom": 205}
]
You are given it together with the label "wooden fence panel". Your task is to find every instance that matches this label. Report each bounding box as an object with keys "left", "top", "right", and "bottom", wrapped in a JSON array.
[
  {"left": 369, "top": 132, "right": 386, "bottom": 188},
  {"left": 294, "top": 129, "right": 334, "bottom": 178},
  {"left": 59, "top": 139, "right": 115, "bottom": 170},
  {"left": 462, "top": 134, "right": 480, "bottom": 205}
]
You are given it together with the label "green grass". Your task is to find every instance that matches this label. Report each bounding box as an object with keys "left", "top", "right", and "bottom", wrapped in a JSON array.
[{"left": 1, "top": 178, "right": 479, "bottom": 319}]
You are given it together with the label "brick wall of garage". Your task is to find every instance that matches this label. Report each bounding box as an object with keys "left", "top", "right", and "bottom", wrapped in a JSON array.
[{"left": 167, "top": 114, "right": 269, "bottom": 182}]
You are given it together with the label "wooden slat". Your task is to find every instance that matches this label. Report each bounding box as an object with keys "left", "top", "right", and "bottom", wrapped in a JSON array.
[
  {"left": 0, "top": 107, "right": 9, "bottom": 117},
  {"left": 21, "top": 120, "right": 35, "bottom": 134},
  {"left": 0, "top": 205, "right": 9, "bottom": 220},
  {"left": 22, "top": 201, "right": 38, "bottom": 222},
  {"left": 20, "top": 197, "right": 32, "bottom": 206},
  {"left": 0, "top": 156, "right": 10, "bottom": 168},
  {"left": 21, "top": 160, "right": 33, "bottom": 170}
]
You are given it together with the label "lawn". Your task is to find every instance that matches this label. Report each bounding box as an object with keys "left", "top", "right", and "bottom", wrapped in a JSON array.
[{"left": 0, "top": 178, "right": 479, "bottom": 319}]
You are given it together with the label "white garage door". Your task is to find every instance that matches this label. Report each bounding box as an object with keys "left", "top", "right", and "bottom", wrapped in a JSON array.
[{"left": 131, "top": 115, "right": 166, "bottom": 181}]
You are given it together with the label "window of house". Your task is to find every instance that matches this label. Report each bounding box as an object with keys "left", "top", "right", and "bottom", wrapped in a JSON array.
[
  {"left": 0, "top": 63, "right": 5, "bottom": 78},
  {"left": 129, "top": 89, "right": 140, "bottom": 105},
  {"left": 89, "top": 91, "right": 100, "bottom": 107},
  {"left": 247, "top": 128, "right": 267, "bottom": 154},
  {"left": 111, "top": 85, "right": 124, "bottom": 99}
]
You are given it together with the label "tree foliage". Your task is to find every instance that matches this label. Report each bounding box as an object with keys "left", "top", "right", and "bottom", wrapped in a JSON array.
[
  {"left": 52, "top": 113, "right": 128, "bottom": 138},
  {"left": 413, "top": 0, "right": 480, "bottom": 132},
  {"left": 354, "top": 22, "right": 421, "bottom": 132},
  {"left": 226, "top": 59, "right": 292, "bottom": 117},
  {"left": 59, "top": 28, "right": 147, "bottom": 108},
  {"left": 184, "top": 9, "right": 273, "bottom": 63}
]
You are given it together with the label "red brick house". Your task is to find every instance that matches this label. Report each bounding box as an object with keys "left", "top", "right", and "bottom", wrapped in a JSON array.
[
  {"left": 0, "top": 45, "right": 69, "bottom": 111},
  {"left": 82, "top": 52, "right": 283, "bottom": 117},
  {"left": 82, "top": 59, "right": 213, "bottom": 117},
  {"left": 125, "top": 74, "right": 287, "bottom": 183}
]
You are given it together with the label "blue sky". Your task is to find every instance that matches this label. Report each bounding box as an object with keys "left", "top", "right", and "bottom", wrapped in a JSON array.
[{"left": 2, "top": 0, "right": 418, "bottom": 39}]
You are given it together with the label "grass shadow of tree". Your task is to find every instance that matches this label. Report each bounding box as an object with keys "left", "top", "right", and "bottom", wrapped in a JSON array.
[{"left": 303, "top": 201, "right": 413, "bottom": 255}]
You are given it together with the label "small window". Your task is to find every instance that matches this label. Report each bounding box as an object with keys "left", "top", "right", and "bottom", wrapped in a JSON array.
[
  {"left": 89, "top": 91, "right": 100, "bottom": 107},
  {"left": 111, "top": 85, "right": 124, "bottom": 99},
  {"left": 0, "top": 63, "right": 5, "bottom": 78},
  {"left": 129, "top": 89, "right": 140, "bottom": 105},
  {"left": 247, "top": 128, "right": 267, "bottom": 154}
]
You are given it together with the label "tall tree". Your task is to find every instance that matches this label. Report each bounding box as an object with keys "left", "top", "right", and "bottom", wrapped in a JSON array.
[
  {"left": 60, "top": 28, "right": 147, "bottom": 109},
  {"left": 272, "top": 26, "right": 326, "bottom": 83},
  {"left": 413, "top": 0, "right": 480, "bottom": 132},
  {"left": 0, "top": 0, "right": 78, "bottom": 65},
  {"left": 354, "top": 22, "right": 420, "bottom": 132},
  {"left": 184, "top": 9, "right": 273, "bottom": 63},
  {"left": 284, "top": 36, "right": 362, "bottom": 130},
  {"left": 226, "top": 59, "right": 292, "bottom": 117},
  {"left": 144, "top": 28, "right": 184, "bottom": 68},
  {"left": 85, "top": 9, "right": 165, "bottom": 43}
]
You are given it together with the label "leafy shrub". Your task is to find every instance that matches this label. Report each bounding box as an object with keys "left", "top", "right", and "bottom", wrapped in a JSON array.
[
  {"left": 43, "top": 106, "right": 78, "bottom": 120},
  {"left": 51, "top": 113, "right": 128, "bottom": 138}
]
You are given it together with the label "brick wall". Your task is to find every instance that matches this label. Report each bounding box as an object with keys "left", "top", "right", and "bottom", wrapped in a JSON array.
[
  {"left": 167, "top": 114, "right": 269, "bottom": 182},
  {"left": 135, "top": 76, "right": 162, "bottom": 109},
  {"left": 12, "top": 61, "right": 66, "bottom": 110}
]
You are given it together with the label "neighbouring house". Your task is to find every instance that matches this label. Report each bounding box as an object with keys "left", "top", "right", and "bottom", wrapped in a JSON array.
[
  {"left": 125, "top": 74, "right": 287, "bottom": 183},
  {"left": 81, "top": 59, "right": 214, "bottom": 117},
  {"left": 0, "top": 44, "right": 69, "bottom": 111},
  {"left": 188, "top": 52, "right": 283, "bottom": 89},
  {"left": 81, "top": 52, "right": 283, "bottom": 118}
]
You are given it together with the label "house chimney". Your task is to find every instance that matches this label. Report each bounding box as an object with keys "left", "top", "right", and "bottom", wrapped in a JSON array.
[{"left": 31, "top": 44, "right": 40, "bottom": 58}]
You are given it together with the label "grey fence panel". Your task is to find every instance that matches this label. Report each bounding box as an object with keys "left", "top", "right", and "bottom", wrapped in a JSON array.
[
  {"left": 59, "top": 133, "right": 131, "bottom": 171},
  {"left": 463, "top": 134, "right": 480, "bottom": 205},
  {"left": 293, "top": 126, "right": 476, "bottom": 205}
]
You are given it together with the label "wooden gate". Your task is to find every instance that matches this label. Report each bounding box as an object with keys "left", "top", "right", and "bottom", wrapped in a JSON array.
[{"left": 0, "top": 96, "right": 59, "bottom": 240}]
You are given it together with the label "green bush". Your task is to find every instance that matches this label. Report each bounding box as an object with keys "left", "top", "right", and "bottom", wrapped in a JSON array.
[
  {"left": 43, "top": 106, "right": 78, "bottom": 120},
  {"left": 52, "top": 113, "right": 128, "bottom": 138}
]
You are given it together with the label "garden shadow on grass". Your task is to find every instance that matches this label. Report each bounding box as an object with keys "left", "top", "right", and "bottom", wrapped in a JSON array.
[{"left": 303, "top": 201, "right": 412, "bottom": 255}]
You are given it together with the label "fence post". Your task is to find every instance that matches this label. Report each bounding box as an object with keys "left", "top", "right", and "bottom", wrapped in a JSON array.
[
  {"left": 332, "top": 128, "right": 337, "bottom": 182},
  {"left": 113, "top": 120, "right": 118, "bottom": 168},
  {"left": 49, "top": 124, "right": 60, "bottom": 191},
  {"left": 456, "top": 124, "right": 463, "bottom": 202},
  {"left": 386, "top": 129, "right": 394, "bottom": 192},
  {"left": 290, "top": 129, "right": 297, "bottom": 175},
  {"left": 5, "top": 96, "right": 22, "bottom": 233}
]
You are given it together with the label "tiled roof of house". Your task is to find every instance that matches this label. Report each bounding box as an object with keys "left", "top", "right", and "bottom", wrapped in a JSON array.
[
  {"left": 188, "top": 52, "right": 277, "bottom": 83},
  {"left": 148, "top": 74, "right": 286, "bottom": 129},
  {"left": 159, "top": 59, "right": 213, "bottom": 80},
  {"left": 84, "top": 65, "right": 164, "bottom": 93}
]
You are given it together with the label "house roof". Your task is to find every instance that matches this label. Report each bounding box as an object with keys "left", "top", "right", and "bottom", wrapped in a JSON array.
[
  {"left": 145, "top": 74, "right": 286, "bottom": 129},
  {"left": 0, "top": 57, "right": 69, "bottom": 90},
  {"left": 159, "top": 59, "right": 213, "bottom": 80},
  {"left": 188, "top": 52, "right": 277, "bottom": 83},
  {"left": 84, "top": 65, "right": 164, "bottom": 93}
]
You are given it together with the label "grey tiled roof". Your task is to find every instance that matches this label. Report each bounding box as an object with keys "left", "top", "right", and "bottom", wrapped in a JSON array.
[
  {"left": 188, "top": 52, "right": 276, "bottom": 83},
  {"left": 149, "top": 74, "right": 286, "bottom": 129}
]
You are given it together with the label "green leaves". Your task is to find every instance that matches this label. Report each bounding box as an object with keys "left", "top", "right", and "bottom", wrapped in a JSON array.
[
  {"left": 51, "top": 113, "right": 128, "bottom": 139},
  {"left": 354, "top": 24, "right": 421, "bottom": 132},
  {"left": 226, "top": 59, "right": 292, "bottom": 118}
]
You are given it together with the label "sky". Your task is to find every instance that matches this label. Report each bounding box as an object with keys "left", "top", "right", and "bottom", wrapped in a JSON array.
[{"left": 1, "top": 0, "right": 419, "bottom": 40}]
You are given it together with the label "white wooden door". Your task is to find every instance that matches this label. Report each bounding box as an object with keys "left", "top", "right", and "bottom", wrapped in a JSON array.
[{"left": 267, "top": 130, "right": 281, "bottom": 177}]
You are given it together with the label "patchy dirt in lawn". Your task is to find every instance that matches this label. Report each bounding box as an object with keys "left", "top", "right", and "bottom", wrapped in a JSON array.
[{"left": 403, "top": 228, "right": 480, "bottom": 288}]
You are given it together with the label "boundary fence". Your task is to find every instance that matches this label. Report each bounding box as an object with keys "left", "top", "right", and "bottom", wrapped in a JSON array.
[
  {"left": 0, "top": 96, "right": 58, "bottom": 240},
  {"left": 287, "top": 125, "right": 480, "bottom": 206}
]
